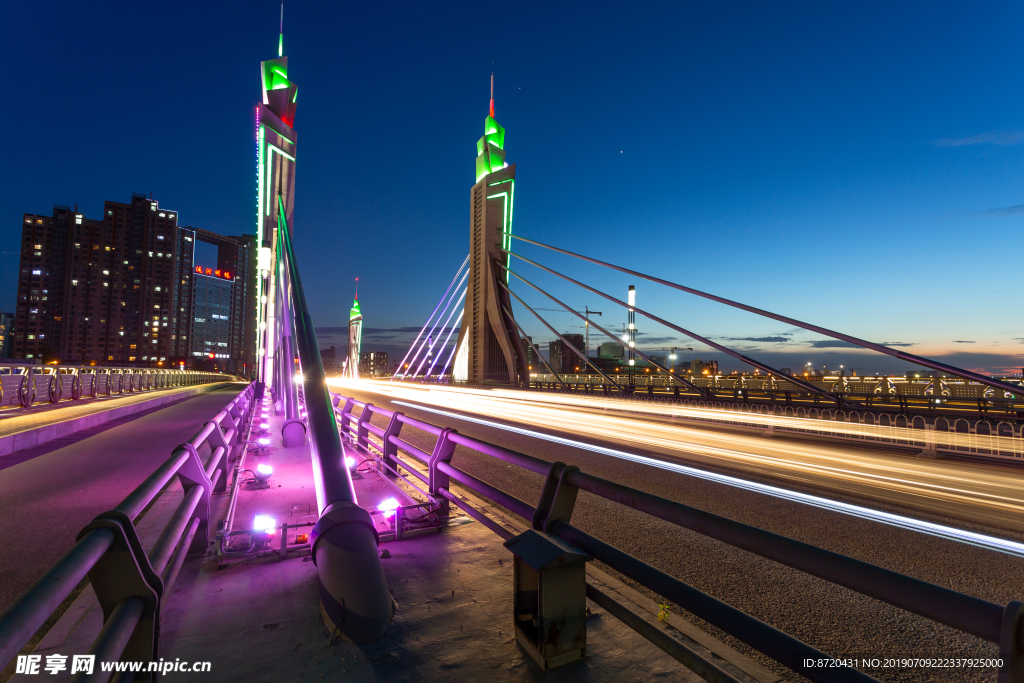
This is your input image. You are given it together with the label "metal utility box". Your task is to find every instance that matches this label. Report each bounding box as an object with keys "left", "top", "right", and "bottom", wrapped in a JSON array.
[{"left": 503, "top": 529, "right": 592, "bottom": 669}]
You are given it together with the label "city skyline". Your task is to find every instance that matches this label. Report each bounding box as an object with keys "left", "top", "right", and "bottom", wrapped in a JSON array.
[{"left": 2, "top": 1, "right": 1021, "bottom": 374}]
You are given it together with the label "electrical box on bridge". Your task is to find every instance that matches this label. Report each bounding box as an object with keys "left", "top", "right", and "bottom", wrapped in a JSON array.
[{"left": 503, "top": 529, "right": 592, "bottom": 669}]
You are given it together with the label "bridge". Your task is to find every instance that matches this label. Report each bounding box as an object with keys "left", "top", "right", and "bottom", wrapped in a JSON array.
[{"left": 1, "top": 14, "right": 1023, "bottom": 683}]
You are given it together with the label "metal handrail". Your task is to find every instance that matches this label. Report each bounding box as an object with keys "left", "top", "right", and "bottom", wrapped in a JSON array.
[
  {"left": 0, "top": 362, "right": 233, "bottom": 410},
  {"left": 331, "top": 391, "right": 1023, "bottom": 682},
  {"left": 0, "top": 385, "right": 256, "bottom": 672}
]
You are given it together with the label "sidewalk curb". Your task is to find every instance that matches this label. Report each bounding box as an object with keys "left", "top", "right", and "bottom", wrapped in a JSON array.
[{"left": 0, "top": 382, "right": 237, "bottom": 458}]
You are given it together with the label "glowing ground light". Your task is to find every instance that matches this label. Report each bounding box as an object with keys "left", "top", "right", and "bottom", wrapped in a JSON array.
[
  {"left": 260, "top": 422, "right": 270, "bottom": 430},
  {"left": 254, "top": 515, "right": 276, "bottom": 533},
  {"left": 377, "top": 497, "right": 400, "bottom": 518},
  {"left": 257, "top": 463, "right": 273, "bottom": 475},
  {"left": 394, "top": 400, "right": 1024, "bottom": 559},
  {"left": 345, "top": 456, "right": 356, "bottom": 469},
  {"left": 258, "top": 437, "right": 270, "bottom": 446}
]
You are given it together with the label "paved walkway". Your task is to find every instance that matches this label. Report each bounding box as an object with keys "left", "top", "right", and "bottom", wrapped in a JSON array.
[
  {"left": 0, "top": 384, "right": 232, "bottom": 440},
  {"left": 0, "top": 385, "right": 245, "bottom": 614}
]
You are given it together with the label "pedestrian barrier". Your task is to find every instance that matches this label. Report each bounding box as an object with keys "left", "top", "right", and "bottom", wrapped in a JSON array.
[
  {"left": 331, "top": 391, "right": 1023, "bottom": 683},
  {"left": 0, "top": 363, "right": 232, "bottom": 410},
  {"left": 0, "top": 384, "right": 256, "bottom": 674}
]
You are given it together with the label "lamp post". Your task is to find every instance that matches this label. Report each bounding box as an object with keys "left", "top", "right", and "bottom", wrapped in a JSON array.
[{"left": 627, "top": 285, "right": 636, "bottom": 388}]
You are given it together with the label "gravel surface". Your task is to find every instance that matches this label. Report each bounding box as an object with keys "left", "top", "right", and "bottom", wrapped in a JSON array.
[{"left": 340, "top": 386, "right": 1023, "bottom": 683}]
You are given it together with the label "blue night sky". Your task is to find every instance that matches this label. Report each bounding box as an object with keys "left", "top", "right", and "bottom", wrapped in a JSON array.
[{"left": 3, "top": 1, "right": 1022, "bottom": 374}]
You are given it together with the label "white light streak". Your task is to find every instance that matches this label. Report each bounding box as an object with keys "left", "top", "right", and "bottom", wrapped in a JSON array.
[{"left": 390, "top": 399, "right": 1024, "bottom": 559}]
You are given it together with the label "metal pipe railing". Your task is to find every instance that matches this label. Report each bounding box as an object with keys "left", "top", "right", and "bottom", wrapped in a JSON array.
[
  {"left": 332, "top": 391, "right": 1023, "bottom": 682},
  {"left": 0, "top": 385, "right": 256, "bottom": 672}
]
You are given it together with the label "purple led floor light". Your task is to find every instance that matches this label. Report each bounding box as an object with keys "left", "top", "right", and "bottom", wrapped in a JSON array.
[
  {"left": 392, "top": 255, "right": 468, "bottom": 380},
  {"left": 400, "top": 266, "right": 470, "bottom": 379},
  {"left": 415, "top": 287, "right": 467, "bottom": 377}
]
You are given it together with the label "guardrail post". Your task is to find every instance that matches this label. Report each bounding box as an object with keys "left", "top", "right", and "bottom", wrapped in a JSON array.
[
  {"left": 203, "top": 422, "right": 231, "bottom": 493},
  {"left": 338, "top": 397, "right": 355, "bottom": 442},
  {"left": 355, "top": 404, "right": 373, "bottom": 452},
  {"left": 75, "top": 511, "right": 163, "bottom": 666},
  {"left": 380, "top": 412, "right": 404, "bottom": 476},
  {"left": 532, "top": 462, "right": 580, "bottom": 533},
  {"left": 428, "top": 428, "right": 457, "bottom": 517},
  {"left": 176, "top": 443, "right": 213, "bottom": 556},
  {"left": 1000, "top": 600, "right": 1023, "bottom": 683}
]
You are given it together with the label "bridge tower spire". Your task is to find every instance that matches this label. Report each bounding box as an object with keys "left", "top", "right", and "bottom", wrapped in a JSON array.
[
  {"left": 256, "top": 5, "right": 299, "bottom": 386},
  {"left": 347, "top": 288, "right": 362, "bottom": 379},
  {"left": 452, "top": 74, "right": 528, "bottom": 385}
]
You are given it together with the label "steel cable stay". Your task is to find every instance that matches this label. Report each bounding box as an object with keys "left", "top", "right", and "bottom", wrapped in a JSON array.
[
  {"left": 498, "top": 262, "right": 706, "bottom": 396},
  {"left": 498, "top": 249, "right": 843, "bottom": 405},
  {"left": 496, "top": 280, "right": 625, "bottom": 392},
  {"left": 499, "top": 302, "right": 568, "bottom": 389},
  {"left": 413, "top": 286, "right": 468, "bottom": 378},
  {"left": 397, "top": 261, "right": 470, "bottom": 380},
  {"left": 426, "top": 303, "right": 466, "bottom": 378},
  {"left": 392, "top": 254, "right": 469, "bottom": 380},
  {"left": 398, "top": 267, "right": 468, "bottom": 379},
  {"left": 438, "top": 308, "right": 467, "bottom": 378},
  {"left": 502, "top": 233, "right": 1024, "bottom": 400}
]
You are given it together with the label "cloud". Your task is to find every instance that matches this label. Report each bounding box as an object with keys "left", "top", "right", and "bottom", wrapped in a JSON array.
[
  {"left": 635, "top": 335, "right": 680, "bottom": 344},
  {"left": 727, "top": 336, "right": 790, "bottom": 343},
  {"left": 952, "top": 340, "right": 975, "bottom": 344},
  {"left": 983, "top": 204, "right": 1024, "bottom": 216},
  {"left": 809, "top": 340, "right": 860, "bottom": 348},
  {"left": 881, "top": 341, "right": 915, "bottom": 347},
  {"left": 932, "top": 130, "right": 1024, "bottom": 147}
]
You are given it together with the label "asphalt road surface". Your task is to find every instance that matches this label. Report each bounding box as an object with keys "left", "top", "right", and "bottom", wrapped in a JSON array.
[
  {"left": 334, "top": 380, "right": 1024, "bottom": 683},
  {"left": 0, "top": 385, "right": 244, "bottom": 615}
]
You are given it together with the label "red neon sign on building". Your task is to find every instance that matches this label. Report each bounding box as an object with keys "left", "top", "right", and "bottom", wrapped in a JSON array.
[{"left": 194, "top": 266, "right": 232, "bottom": 280}]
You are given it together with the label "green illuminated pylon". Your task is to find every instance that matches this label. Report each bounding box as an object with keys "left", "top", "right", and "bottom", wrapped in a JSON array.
[
  {"left": 475, "top": 74, "right": 506, "bottom": 182},
  {"left": 347, "top": 293, "right": 363, "bottom": 378}
]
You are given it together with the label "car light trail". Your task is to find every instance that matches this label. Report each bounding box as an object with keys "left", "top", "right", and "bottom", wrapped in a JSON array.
[{"left": 386, "top": 398, "right": 1024, "bottom": 559}]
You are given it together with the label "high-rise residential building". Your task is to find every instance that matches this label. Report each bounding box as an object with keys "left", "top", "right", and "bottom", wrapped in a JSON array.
[
  {"left": 520, "top": 336, "right": 536, "bottom": 371},
  {"left": 549, "top": 334, "right": 586, "bottom": 375},
  {"left": 452, "top": 76, "right": 528, "bottom": 385},
  {"left": 184, "top": 228, "right": 257, "bottom": 375},
  {"left": 359, "top": 351, "right": 388, "bottom": 377},
  {"left": 16, "top": 196, "right": 184, "bottom": 364},
  {"left": 0, "top": 312, "right": 13, "bottom": 358},
  {"left": 13, "top": 195, "right": 256, "bottom": 372}
]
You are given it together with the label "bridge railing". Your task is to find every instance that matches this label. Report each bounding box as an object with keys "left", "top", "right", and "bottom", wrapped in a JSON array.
[
  {"left": 0, "top": 363, "right": 233, "bottom": 409},
  {"left": 330, "top": 391, "right": 1022, "bottom": 683},
  {"left": 0, "top": 383, "right": 256, "bottom": 674}
]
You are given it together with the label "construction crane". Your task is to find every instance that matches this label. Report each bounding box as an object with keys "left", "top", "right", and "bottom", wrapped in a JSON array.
[{"left": 533, "top": 306, "right": 602, "bottom": 358}]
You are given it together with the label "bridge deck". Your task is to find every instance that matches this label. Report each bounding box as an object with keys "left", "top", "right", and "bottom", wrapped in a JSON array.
[
  {"left": 0, "top": 385, "right": 246, "bottom": 617},
  {"left": 11, "top": 396, "right": 771, "bottom": 682}
]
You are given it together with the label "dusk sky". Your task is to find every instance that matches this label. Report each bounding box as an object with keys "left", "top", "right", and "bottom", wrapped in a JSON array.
[{"left": 4, "top": 1, "right": 1022, "bottom": 374}]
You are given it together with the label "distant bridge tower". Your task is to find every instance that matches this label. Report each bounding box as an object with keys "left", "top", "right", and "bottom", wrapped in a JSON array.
[
  {"left": 347, "top": 295, "right": 362, "bottom": 379},
  {"left": 453, "top": 76, "right": 528, "bottom": 385},
  {"left": 256, "top": 4, "right": 298, "bottom": 385}
]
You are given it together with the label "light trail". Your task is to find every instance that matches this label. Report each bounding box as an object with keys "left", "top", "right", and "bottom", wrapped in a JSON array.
[
  {"left": 329, "top": 379, "right": 1024, "bottom": 558},
  {"left": 392, "top": 399, "right": 1024, "bottom": 559}
]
